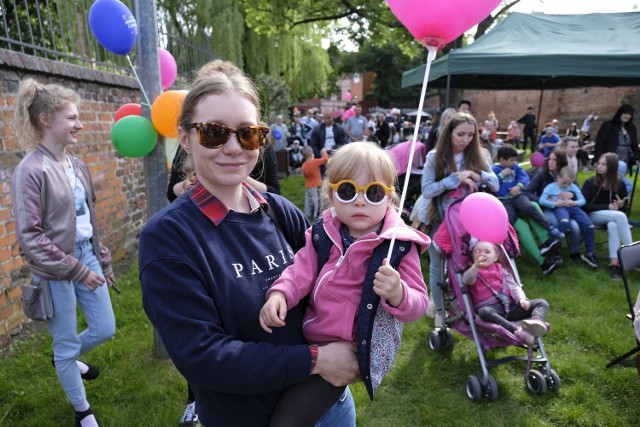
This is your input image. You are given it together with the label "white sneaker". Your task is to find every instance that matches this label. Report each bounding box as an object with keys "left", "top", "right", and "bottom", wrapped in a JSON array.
[
  {"left": 179, "top": 402, "right": 199, "bottom": 427},
  {"left": 521, "top": 319, "right": 548, "bottom": 337}
]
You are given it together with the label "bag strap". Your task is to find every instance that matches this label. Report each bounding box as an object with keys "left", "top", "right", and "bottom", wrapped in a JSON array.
[{"left": 266, "top": 204, "right": 306, "bottom": 253}]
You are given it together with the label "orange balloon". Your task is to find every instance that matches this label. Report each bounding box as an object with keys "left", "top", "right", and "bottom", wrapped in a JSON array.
[{"left": 151, "top": 90, "right": 186, "bottom": 138}]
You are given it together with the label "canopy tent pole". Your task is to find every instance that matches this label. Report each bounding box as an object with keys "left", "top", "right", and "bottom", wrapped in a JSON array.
[
  {"left": 535, "top": 79, "right": 545, "bottom": 141},
  {"left": 445, "top": 73, "right": 451, "bottom": 108}
]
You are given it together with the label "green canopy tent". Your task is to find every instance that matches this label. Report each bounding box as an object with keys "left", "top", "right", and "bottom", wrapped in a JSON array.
[
  {"left": 402, "top": 12, "right": 640, "bottom": 94},
  {"left": 402, "top": 12, "right": 640, "bottom": 220}
]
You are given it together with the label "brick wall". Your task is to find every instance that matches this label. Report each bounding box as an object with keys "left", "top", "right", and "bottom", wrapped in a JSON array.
[
  {"left": 0, "top": 49, "right": 150, "bottom": 344},
  {"left": 461, "top": 86, "right": 640, "bottom": 137}
]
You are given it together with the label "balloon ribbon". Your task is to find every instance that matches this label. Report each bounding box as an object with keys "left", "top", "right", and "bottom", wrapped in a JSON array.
[
  {"left": 386, "top": 45, "right": 438, "bottom": 260},
  {"left": 126, "top": 54, "right": 151, "bottom": 107}
]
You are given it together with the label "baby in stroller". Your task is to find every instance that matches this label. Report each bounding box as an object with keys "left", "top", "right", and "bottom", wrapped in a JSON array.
[
  {"left": 463, "top": 240, "right": 549, "bottom": 346},
  {"left": 430, "top": 197, "right": 560, "bottom": 401}
]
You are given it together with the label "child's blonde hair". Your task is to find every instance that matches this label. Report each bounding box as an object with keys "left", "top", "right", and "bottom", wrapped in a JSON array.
[
  {"left": 321, "top": 142, "right": 398, "bottom": 207},
  {"left": 558, "top": 166, "right": 576, "bottom": 181},
  {"left": 14, "top": 78, "right": 80, "bottom": 150}
]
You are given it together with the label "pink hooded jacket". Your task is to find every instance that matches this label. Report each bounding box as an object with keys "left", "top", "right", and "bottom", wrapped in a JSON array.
[{"left": 267, "top": 207, "right": 430, "bottom": 345}]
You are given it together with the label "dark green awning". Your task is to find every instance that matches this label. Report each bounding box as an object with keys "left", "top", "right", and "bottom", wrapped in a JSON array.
[{"left": 402, "top": 12, "right": 640, "bottom": 90}]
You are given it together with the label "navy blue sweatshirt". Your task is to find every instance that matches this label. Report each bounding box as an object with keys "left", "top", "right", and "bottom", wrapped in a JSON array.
[{"left": 140, "top": 192, "right": 310, "bottom": 426}]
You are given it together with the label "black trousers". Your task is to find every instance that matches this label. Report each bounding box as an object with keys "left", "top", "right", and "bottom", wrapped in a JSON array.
[{"left": 269, "top": 375, "right": 345, "bottom": 427}]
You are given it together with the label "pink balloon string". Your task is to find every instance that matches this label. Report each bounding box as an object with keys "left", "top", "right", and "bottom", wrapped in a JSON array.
[{"left": 386, "top": 45, "right": 438, "bottom": 260}]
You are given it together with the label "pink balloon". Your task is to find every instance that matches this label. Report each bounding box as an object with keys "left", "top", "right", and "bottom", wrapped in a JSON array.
[
  {"left": 387, "top": 0, "right": 501, "bottom": 48},
  {"left": 344, "top": 91, "right": 352, "bottom": 101},
  {"left": 159, "top": 48, "right": 178, "bottom": 89},
  {"left": 460, "top": 193, "right": 508, "bottom": 244},
  {"left": 530, "top": 152, "right": 545, "bottom": 168},
  {"left": 341, "top": 106, "right": 356, "bottom": 122}
]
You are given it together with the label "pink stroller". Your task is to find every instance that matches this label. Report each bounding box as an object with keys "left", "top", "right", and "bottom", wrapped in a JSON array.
[{"left": 429, "top": 197, "right": 560, "bottom": 401}]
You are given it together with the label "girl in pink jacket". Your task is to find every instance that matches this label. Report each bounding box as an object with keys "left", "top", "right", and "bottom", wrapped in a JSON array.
[
  {"left": 259, "top": 142, "right": 430, "bottom": 426},
  {"left": 462, "top": 240, "right": 549, "bottom": 346}
]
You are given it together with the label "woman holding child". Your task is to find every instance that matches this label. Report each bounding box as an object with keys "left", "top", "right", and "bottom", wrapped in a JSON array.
[
  {"left": 582, "top": 152, "right": 632, "bottom": 280},
  {"left": 140, "top": 60, "right": 358, "bottom": 426},
  {"left": 524, "top": 149, "right": 583, "bottom": 264}
]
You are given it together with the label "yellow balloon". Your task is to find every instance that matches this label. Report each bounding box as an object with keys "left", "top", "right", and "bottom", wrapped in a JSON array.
[{"left": 151, "top": 90, "right": 186, "bottom": 138}]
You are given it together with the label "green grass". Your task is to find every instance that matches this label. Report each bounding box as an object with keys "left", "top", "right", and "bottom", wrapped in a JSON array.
[{"left": 1, "top": 171, "right": 640, "bottom": 426}]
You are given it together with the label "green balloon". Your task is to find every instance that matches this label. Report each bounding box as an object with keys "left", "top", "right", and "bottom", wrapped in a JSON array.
[{"left": 111, "top": 115, "right": 158, "bottom": 157}]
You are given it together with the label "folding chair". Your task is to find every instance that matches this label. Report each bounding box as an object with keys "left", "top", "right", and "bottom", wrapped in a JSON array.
[{"left": 606, "top": 241, "right": 640, "bottom": 368}]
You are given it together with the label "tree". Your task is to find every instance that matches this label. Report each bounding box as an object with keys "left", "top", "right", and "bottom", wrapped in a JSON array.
[
  {"left": 255, "top": 73, "right": 292, "bottom": 122},
  {"left": 336, "top": 42, "right": 422, "bottom": 108},
  {"left": 158, "top": 0, "right": 332, "bottom": 100}
]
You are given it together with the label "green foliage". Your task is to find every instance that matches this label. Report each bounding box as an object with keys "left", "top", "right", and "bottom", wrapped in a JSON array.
[
  {"left": 336, "top": 41, "right": 424, "bottom": 107},
  {"left": 255, "top": 73, "right": 292, "bottom": 122}
]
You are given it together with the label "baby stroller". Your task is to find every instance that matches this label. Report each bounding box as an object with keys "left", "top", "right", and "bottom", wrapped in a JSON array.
[{"left": 428, "top": 197, "right": 560, "bottom": 401}]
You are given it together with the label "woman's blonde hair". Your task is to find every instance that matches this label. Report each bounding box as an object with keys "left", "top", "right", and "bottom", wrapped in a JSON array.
[
  {"left": 179, "top": 59, "right": 261, "bottom": 127},
  {"left": 321, "top": 142, "right": 398, "bottom": 209},
  {"left": 13, "top": 78, "right": 80, "bottom": 150},
  {"left": 178, "top": 60, "right": 264, "bottom": 180}
]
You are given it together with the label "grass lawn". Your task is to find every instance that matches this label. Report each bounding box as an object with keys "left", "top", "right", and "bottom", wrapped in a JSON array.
[{"left": 2, "top": 170, "right": 640, "bottom": 426}]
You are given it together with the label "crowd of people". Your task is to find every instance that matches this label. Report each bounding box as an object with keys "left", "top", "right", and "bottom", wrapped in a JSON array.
[{"left": 10, "top": 57, "right": 638, "bottom": 426}]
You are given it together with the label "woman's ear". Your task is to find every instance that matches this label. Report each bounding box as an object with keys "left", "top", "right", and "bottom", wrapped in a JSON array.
[{"left": 178, "top": 127, "right": 190, "bottom": 154}]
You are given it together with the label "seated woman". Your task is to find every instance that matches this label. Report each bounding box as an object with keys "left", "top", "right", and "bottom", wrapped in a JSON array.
[
  {"left": 462, "top": 240, "right": 550, "bottom": 346},
  {"left": 582, "top": 153, "right": 632, "bottom": 280},
  {"left": 524, "top": 149, "right": 581, "bottom": 261}
]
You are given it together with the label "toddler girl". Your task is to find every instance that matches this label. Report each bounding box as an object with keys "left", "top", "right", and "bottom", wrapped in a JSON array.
[
  {"left": 462, "top": 240, "right": 549, "bottom": 345},
  {"left": 260, "top": 142, "right": 430, "bottom": 426}
]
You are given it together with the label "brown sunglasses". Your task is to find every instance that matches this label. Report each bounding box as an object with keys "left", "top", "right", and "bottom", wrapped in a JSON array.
[{"left": 183, "top": 122, "right": 269, "bottom": 150}]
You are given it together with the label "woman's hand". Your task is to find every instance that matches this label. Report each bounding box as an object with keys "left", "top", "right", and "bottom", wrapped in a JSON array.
[
  {"left": 373, "top": 259, "right": 403, "bottom": 307},
  {"left": 259, "top": 292, "right": 288, "bottom": 333},
  {"left": 313, "top": 342, "right": 360, "bottom": 387},
  {"left": 614, "top": 195, "right": 627, "bottom": 209},
  {"left": 461, "top": 178, "right": 478, "bottom": 193},
  {"left": 81, "top": 270, "right": 105, "bottom": 291},
  {"left": 457, "top": 170, "right": 480, "bottom": 182}
]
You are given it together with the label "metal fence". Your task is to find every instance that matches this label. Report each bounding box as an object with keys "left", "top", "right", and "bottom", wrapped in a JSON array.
[{"left": 0, "top": 0, "right": 213, "bottom": 85}]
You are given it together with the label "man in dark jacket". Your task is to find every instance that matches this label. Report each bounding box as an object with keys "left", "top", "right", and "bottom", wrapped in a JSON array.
[
  {"left": 517, "top": 106, "right": 537, "bottom": 153},
  {"left": 310, "top": 113, "right": 348, "bottom": 158}
]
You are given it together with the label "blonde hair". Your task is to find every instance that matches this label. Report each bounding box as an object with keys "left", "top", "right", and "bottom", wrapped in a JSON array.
[
  {"left": 180, "top": 60, "right": 262, "bottom": 127},
  {"left": 558, "top": 166, "right": 576, "bottom": 181},
  {"left": 321, "top": 142, "right": 398, "bottom": 208},
  {"left": 13, "top": 78, "right": 80, "bottom": 150},
  {"left": 178, "top": 60, "right": 264, "bottom": 180}
]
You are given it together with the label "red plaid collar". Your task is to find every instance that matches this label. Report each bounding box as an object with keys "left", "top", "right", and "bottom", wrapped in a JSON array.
[{"left": 188, "top": 177, "right": 269, "bottom": 226}]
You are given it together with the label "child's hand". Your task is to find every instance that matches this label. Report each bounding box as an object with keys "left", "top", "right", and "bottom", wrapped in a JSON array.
[
  {"left": 259, "top": 292, "right": 288, "bottom": 333},
  {"left": 502, "top": 167, "right": 512, "bottom": 176},
  {"left": 509, "top": 186, "right": 521, "bottom": 197},
  {"left": 373, "top": 259, "right": 403, "bottom": 307},
  {"left": 519, "top": 298, "right": 531, "bottom": 310}
]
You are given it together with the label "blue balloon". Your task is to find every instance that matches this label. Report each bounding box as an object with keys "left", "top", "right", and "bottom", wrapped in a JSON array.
[
  {"left": 272, "top": 129, "right": 282, "bottom": 140},
  {"left": 89, "top": 0, "right": 138, "bottom": 55}
]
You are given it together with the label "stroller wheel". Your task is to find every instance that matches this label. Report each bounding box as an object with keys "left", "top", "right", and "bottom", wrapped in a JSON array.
[
  {"left": 482, "top": 374, "right": 499, "bottom": 401},
  {"left": 546, "top": 369, "right": 561, "bottom": 392},
  {"left": 465, "top": 375, "right": 482, "bottom": 402},
  {"left": 526, "top": 369, "right": 547, "bottom": 395},
  {"left": 428, "top": 329, "right": 455, "bottom": 351}
]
